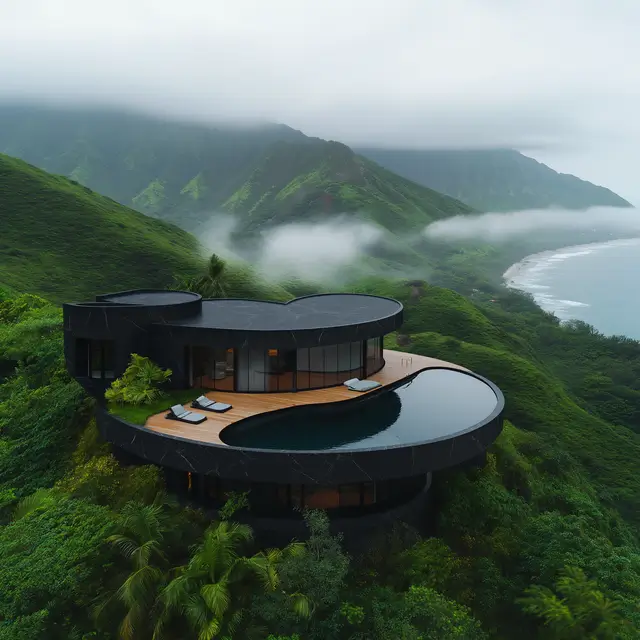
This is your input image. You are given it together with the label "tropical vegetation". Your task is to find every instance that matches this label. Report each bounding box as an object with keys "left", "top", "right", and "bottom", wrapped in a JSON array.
[{"left": 2, "top": 252, "right": 640, "bottom": 637}]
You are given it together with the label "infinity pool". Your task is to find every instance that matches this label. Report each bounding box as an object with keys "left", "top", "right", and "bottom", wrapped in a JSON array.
[{"left": 220, "top": 368, "right": 500, "bottom": 451}]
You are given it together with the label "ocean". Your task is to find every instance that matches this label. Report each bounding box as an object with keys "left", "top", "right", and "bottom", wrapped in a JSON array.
[{"left": 503, "top": 238, "right": 640, "bottom": 340}]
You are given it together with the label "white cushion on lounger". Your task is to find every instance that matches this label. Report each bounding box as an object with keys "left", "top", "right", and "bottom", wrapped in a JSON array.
[
  {"left": 211, "top": 402, "right": 232, "bottom": 411},
  {"left": 196, "top": 395, "right": 215, "bottom": 407},
  {"left": 345, "top": 379, "right": 382, "bottom": 392}
]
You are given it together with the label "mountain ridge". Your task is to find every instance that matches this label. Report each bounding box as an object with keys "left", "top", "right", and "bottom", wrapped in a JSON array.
[
  {"left": 0, "top": 104, "right": 630, "bottom": 231},
  {"left": 356, "top": 147, "right": 632, "bottom": 211}
]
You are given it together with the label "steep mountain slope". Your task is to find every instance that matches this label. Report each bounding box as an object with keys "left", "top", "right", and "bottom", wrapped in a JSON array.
[
  {"left": 0, "top": 153, "right": 203, "bottom": 302},
  {"left": 221, "top": 140, "right": 474, "bottom": 234},
  {"left": 356, "top": 147, "right": 632, "bottom": 211},
  {"left": 0, "top": 104, "right": 473, "bottom": 234},
  {"left": 0, "top": 103, "right": 306, "bottom": 223}
]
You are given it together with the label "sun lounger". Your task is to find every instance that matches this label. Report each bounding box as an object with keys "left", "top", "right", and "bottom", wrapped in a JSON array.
[
  {"left": 343, "top": 378, "right": 382, "bottom": 392},
  {"left": 166, "top": 404, "right": 207, "bottom": 424},
  {"left": 191, "top": 395, "right": 232, "bottom": 413}
]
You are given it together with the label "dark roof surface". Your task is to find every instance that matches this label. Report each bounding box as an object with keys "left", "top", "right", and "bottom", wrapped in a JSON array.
[
  {"left": 164, "top": 294, "right": 402, "bottom": 331},
  {"left": 99, "top": 291, "right": 200, "bottom": 306}
]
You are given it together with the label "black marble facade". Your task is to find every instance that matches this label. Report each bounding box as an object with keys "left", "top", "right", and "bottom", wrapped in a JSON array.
[
  {"left": 63, "top": 289, "right": 404, "bottom": 390},
  {"left": 96, "top": 397, "right": 503, "bottom": 485}
]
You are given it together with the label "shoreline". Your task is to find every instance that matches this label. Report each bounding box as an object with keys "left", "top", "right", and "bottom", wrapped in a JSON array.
[{"left": 502, "top": 236, "right": 640, "bottom": 291}]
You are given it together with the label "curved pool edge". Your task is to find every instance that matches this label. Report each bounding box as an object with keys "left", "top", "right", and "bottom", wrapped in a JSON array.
[
  {"left": 218, "top": 366, "right": 504, "bottom": 451},
  {"left": 97, "top": 368, "right": 504, "bottom": 484}
]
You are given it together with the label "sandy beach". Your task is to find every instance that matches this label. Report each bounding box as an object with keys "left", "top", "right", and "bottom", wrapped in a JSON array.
[{"left": 502, "top": 237, "right": 640, "bottom": 291}]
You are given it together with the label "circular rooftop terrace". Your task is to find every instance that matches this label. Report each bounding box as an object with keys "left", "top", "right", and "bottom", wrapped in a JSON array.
[
  {"left": 164, "top": 294, "right": 403, "bottom": 332},
  {"left": 97, "top": 290, "right": 201, "bottom": 306}
]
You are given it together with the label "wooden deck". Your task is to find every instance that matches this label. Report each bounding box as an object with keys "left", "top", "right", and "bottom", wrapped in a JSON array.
[{"left": 145, "top": 349, "right": 467, "bottom": 445}]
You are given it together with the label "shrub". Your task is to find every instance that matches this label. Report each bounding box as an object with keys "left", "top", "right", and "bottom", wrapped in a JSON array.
[{"left": 104, "top": 354, "right": 171, "bottom": 406}]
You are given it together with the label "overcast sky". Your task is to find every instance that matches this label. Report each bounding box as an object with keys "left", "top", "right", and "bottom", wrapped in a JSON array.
[{"left": 1, "top": 0, "right": 638, "bottom": 202}]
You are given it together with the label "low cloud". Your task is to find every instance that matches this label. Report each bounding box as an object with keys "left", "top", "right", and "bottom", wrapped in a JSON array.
[
  {"left": 423, "top": 206, "right": 640, "bottom": 242},
  {"left": 256, "top": 218, "right": 383, "bottom": 283},
  {"left": 194, "top": 212, "right": 239, "bottom": 260},
  {"left": 197, "top": 214, "right": 385, "bottom": 284}
]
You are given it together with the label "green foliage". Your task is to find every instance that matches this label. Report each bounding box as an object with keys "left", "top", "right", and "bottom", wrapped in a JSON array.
[
  {"left": 251, "top": 510, "right": 350, "bottom": 639},
  {"left": 518, "top": 566, "right": 632, "bottom": 639},
  {"left": 175, "top": 252, "right": 228, "bottom": 298},
  {"left": 222, "top": 141, "right": 474, "bottom": 237},
  {"left": 344, "top": 584, "right": 487, "bottom": 639},
  {"left": 132, "top": 178, "right": 166, "bottom": 214},
  {"left": 0, "top": 496, "right": 114, "bottom": 637},
  {"left": 108, "top": 387, "right": 207, "bottom": 425},
  {"left": 105, "top": 354, "right": 172, "bottom": 406},
  {"left": 218, "top": 490, "right": 250, "bottom": 521},
  {"left": 154, "top": 519, "right": 306, "bottom": 639},
  {"left": 57, "top": 452, "right": 162, "bottom": 508},
  {"left": 102, "top": 496, "right": 172, "bottom": 640},
  {"left": 0, "top": 152, "right": 202, "bottom": 302}
]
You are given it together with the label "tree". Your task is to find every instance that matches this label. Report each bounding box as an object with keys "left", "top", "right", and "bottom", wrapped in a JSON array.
[
  {"left": 154, "top": 519, "right": 306, "bottom": 639},
  {"left": 518, "top": 566, "right": 631, "bottom": 639},
  {"left": 175, "top": 253, "right": 227, "bottom": 299},
  {"left": 251, "top": 510, "right": 349, "bottom": 640},
  {"left": 99, "top": 494, "right": 172, "bottom": 639}
]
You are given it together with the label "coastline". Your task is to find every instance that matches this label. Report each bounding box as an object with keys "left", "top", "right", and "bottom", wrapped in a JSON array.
[
  {"left": 502, "top": 237, "right": 640, "bottom": 290},
  {"left": 501, "top": 236, "right": 640, "bottom": 325}
]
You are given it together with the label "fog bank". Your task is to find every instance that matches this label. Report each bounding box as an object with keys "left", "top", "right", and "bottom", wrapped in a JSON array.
[
  {"left": 424, "top": 206, "right": 640, "bottom": 242},
  {"left": 197, "top": 213, "right": 385, "bottom": 284}
]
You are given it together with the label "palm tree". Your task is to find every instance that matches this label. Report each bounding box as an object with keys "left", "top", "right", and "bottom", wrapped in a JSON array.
[
  {"left": 518, "top": 565, "right": 630, "bottom": 639},
  {"left": 99, "top": 493, "right": 172, "bottom": 639},
  {"left": 175, "top": 253, "right": 227, "bottom": 299},
  {"left": 154, "top": 520, "right": 308, "bottom": 639}
]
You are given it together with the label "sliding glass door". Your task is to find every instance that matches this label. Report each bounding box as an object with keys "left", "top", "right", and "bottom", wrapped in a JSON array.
[{"left": 191, "top": 347, "right": 235, "bottom": 391}]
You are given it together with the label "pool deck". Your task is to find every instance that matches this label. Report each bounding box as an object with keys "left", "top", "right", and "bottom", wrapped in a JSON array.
[{"left": 144, "top": 349, "right": 468, "bottom": 446}]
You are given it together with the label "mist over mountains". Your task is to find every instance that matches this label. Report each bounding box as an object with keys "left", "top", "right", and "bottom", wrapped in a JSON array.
[{"left": 0, "top": 104, "right": 631, "bottom": 237}]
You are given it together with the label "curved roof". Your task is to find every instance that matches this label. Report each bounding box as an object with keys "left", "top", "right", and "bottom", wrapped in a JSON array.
[
  {"left": 165, "top": 293, "right": 403, "bottom": 332},
  {"left": 98, "top": 290, "right": 201, "bottom": 306}
]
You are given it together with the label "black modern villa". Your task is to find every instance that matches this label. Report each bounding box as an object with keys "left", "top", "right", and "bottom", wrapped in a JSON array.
[{"left": 63, "top": 289, "right": 504, "bottom": 536}]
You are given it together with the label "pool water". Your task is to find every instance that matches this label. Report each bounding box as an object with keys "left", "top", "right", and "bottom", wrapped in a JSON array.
[{"left": 220, "top": 368, "right": 499, "bottom": 451}]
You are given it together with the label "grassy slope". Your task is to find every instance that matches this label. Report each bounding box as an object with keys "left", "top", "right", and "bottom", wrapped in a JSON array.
[
  {"left": 357, "top": 147, "right": 633, "bottom": 211},
  {"left": 223, "top": 140, "right": 474, "bottom": 233},
  {"left": 0, "top": 105, "right": 475, "bottom": 235},
  {"left": 0, "top": 154, "right": 203, "bottom": 302}
]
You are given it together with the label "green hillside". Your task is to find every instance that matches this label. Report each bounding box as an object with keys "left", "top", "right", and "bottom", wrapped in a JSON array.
[
  {"left": 357, "top": 147, "right": 633, "bottom": 211},
  {"left": 0, "top": 153, "right": 203, "bottom": 302},
  {"left": 0, "top": 104, "right": 307, "bottom": 229},
  {"left": 0, "top": 104, "right": 475, "bottom": 235},
  {"left": 222, "top": 140, "right": 474, "bottom": 234}
]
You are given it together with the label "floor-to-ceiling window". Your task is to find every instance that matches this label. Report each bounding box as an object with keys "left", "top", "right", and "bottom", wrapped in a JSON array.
[
  {"left": 189, "top": 339, "right": 381, "bottom": 393},
  {"left": 75, "top": 338, "right": 115, "bottom": 379},
  {"left": 191, "top": 347, "right": 235, "bottom": 391},
  {"left": 296, "top": 341, "right": 364, "bottom": 390},
  {"left": 235, "top": 348, "right": 298, "bottom": 392},
  {"left": 365, "top": 336, "right": 384, "bottom": 377}
]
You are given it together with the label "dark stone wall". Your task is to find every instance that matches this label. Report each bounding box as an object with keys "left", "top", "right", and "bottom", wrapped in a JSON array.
[{"left": 96, "top": 405, "right": 504, "bottom": 485}]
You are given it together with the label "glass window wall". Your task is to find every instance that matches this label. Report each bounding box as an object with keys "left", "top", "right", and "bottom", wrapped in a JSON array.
[
  {"left": 296, "top": 341, "right": 364, "bottom": 390},
  {"left": 189, "top": 338, "right": 381, "bottom": 393},
  {"left": 75, "top": 338, "right": 115, "bottom": 379},
  {"left": 365, "top": 336, "right": 384, "bottom": 376},
  {"left": 191, "top": 347, "right": 235, "bottom": 391}
]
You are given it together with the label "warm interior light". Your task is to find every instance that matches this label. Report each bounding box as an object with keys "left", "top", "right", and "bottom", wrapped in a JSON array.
[
  {"left": 268, "top": 349, "right": 278, "bottom": 356},
  {"left": 187, "top": 472, "right": 192, "bottom": 491}
]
